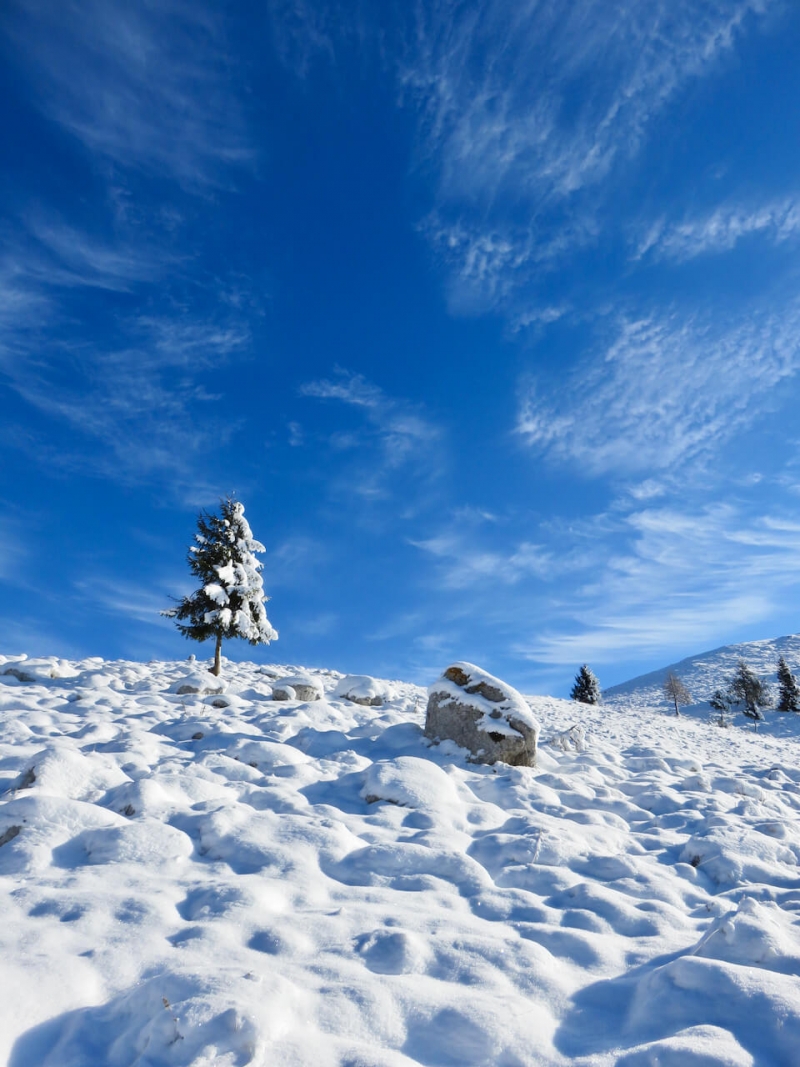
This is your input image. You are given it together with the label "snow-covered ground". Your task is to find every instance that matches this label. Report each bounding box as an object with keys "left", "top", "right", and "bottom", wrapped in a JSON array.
[{"left": 1, "top": 649, "right": 800, "bottom": 1066}]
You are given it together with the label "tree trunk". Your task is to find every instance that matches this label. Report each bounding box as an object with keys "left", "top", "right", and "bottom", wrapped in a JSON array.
[
  {"left": 212, "top": 633, "right": 222, "bottom": 677},
  {"left": 674, "top": 695, "right": 679, "bottom": 716}
]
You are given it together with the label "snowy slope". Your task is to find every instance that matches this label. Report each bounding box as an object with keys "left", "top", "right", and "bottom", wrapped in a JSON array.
[
  {"left": 606, "top": 632, "right": 800, "bottom": 721},
  {"left": 1, "top": 652, "right": 800, "bottom": 1066}
]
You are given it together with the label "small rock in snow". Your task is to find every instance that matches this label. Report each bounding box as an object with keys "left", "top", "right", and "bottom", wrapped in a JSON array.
[
  {"left": 271, "top": 673, "right": 323, "bottom": 701},
  {"left": 333, "top": 674, "right": 389, "bottom": 706},
  {"left": 167, "top": 671, "right": 227, "bottom": 696}
]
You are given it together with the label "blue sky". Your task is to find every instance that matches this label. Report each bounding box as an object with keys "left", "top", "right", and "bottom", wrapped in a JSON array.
[{"left": 3, "top": 0, "right": 800, "bottom": 694}]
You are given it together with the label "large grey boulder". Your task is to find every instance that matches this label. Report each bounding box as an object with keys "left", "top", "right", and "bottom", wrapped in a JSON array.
[{"left": 424, "top": 662, "right": 539, "bottom": 767}]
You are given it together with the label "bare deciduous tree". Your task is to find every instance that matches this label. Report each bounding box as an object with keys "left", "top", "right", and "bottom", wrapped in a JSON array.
[{"left": 663, "top": 672, "right": 692, "bottom": 716}]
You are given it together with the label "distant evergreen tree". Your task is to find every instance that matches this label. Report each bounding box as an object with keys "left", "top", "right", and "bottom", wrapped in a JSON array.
[
  {"left": 708, "top": 688, "right": 732, "bottom": 726},
  {"left": 728, "top": 660, "right": 770, "bottom": 729},
  {"left": 663, "top": 672, "right": 692, "bottom": 716},
  {"left": 708, "top": 689, "right": 731, "bottom": 714},
  {"left": 570, "top": 665, "right": 601, "bottom": 705},
  {"left": 776, "top": 656, "right": 800, "bottom": 712},
  {"left": 163, "top": 497, "right": 278, "bottom": 676}
]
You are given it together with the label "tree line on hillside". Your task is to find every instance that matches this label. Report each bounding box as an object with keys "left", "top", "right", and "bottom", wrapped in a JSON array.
[{"left": 570, "top": 656, "right": 800, "bottom": 729}]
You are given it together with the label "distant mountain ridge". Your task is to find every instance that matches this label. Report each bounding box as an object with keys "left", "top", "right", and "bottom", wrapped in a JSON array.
[{"left": 605, "top": 633, "right": 800, "bottom": 710}]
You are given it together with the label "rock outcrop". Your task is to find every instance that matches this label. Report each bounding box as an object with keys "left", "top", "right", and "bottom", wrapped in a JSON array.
[{"left": 424, "top": 662, "right": 539, "bottom": 767}]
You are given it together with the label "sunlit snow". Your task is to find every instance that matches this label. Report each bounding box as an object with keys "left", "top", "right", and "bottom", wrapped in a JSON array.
[{"left": 1, "top": 644, "right": 800, "bottom": 1066}]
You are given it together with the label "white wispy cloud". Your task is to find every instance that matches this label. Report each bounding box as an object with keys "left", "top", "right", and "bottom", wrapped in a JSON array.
[
  {"left": 635, "top": 196, "right": 800, "bottom": 261},
  {"left": 402, "top": 0, "right": 773, "bottom": 309},
  {"left": 0, "top": 214, "right": 171, "bottom": 373},
  {"left": 518, "top": 500, "right": 800, "bottom": 667},
  {"left": 625, "top": 480, "right": 668, "bottom": 503},
  {"left": 517, "top": 306, "right": 800, "bottom": 476},
  {"left": 133, "top": 316, "right": 250, "bottom": 366},
  {"left": 419, "top": 205, "right": 597, "bottom": 315},
  {"left": 292, "top": 612, "right": 339, "bottom": 636},
  {"left": 262, "top": 536, "right": 329, "bottom": 589},
  {"left": 406, "top": 489, "right": 800, "bottom": 675},
  {"left": 2, "top": 276, "right": 250, "bottom": 487},
  {"left": 0, "top": 270, "right": 51, "bottom": 370},
  {"left": 22, "top": 217, "right": 169, "bottom": 291},
  {"left": 73, "top": 577, "right": 178, "bottom": 627},
  {"left": 0, "top": 209, "right": 252, "bottom": 491},
  {"left": 411, "top": 534, "right": 553, "bottom": 589},
  {"left": 3, "top": 0, "right": 252, "bottom": 186},
  {"left": 301, "top": 372, "right": 384, "bottom": 409},
  {"left": 266, "top": 0, "right": 337, "bottom": 77},
  {"left": 300, "top": 369, "right": 443, "bottom": 500},
  {"left": 0, "top": 514, "right": 29, "bottom": 585},
  {"left": 259, "top": 0, "right": 773, "bottom": 313},
  {"left": 407, "top": 0, "right": 770, "bottom": 201}
]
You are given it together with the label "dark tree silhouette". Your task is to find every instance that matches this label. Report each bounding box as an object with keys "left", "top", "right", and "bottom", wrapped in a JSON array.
[
  {"left": 570, "top": 665, "right": 601, "bottom": 705},
  {"left": 776, "top": 656, "right": 800, "bottom": 712}
]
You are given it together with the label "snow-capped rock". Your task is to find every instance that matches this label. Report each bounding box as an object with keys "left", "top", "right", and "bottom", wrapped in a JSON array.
[
  {"left": 271, "top": 672, "right": 323, "bottom": 701},
  {"left": 424, "top": 661, "right": 540, "bottom": 767},
  {"left": 333, "top": 674, "right": 391, "bottom": 706}
]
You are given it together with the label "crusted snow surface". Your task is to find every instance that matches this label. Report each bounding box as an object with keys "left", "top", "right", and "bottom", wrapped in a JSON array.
[{"left": 1, "top": 655, "right": 800, "bottom": 1066}]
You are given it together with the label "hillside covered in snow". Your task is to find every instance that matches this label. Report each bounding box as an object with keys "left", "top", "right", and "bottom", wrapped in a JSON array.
[
  {"left": 605, "top": 633, "right": 800, "bottom": 725},
  {"left": 1, "top": 649, "right": 800, "bottom": 1066}
]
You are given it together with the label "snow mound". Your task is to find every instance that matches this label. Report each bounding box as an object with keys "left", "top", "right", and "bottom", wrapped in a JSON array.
[
  {"left": 333, "top": 674, "right": 391, "bottom": 706},
  {"left": 4, "top": 744, "right": 129, "bottom": 802},
  {"left": 681, "top": 819, "right": 800, "bottom": 887},
  {"left": 10, "top": 972, "right": 261, "bottom": 1067},
  {"left": 272, "top": 672, "right": 323, "bottom": 701},
  {"left": 548, "top": 723, "right": 587, "bottom": 752},
  {"left": 362, "top": 756, "right": 460, "bottom": 810},
  {"left": 167, "top": 671, "right": 227, "bottom": 696},
  {"left": 1, "top": 657, "right": 79, "bottom": 682},
  {"left": 617, "top": 1025, "right": 755, "bottom": 1067},
  {"left": 690, "top": 897, "right": 800, "bottom": 971}
]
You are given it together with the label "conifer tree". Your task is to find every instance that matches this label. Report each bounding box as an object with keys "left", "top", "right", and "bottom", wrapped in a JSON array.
[
  {"left": 163, "top": 497, "right": 278, "bottom": 676},
  {"left": 776, "top": 656, "right": 800, "bottom": 712},
  {"left": 728, "top": 660, "right": 770, "bottom": 728},
  {"left": 570, "top": 664, "right": 601, "bottom": 705},
  {"left": 709, "top": 688, "right": 732, "bottom": 725}
]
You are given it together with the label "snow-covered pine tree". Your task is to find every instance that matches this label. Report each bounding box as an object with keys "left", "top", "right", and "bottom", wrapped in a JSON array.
[
  {"left": 709, "top": 688, "right": 730, "bottom": 713},
  {"left": 776, "top": 655, "right": 800, "bottom": 712},
  {"left": 570, "top": 665, "right": 601, "bottom": 705},
  {"left": 163, "top": 498, "right": 278, "bottom": 676},
  {"left": 709, "top": 688, "right": 732, "bottom": 726}
]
